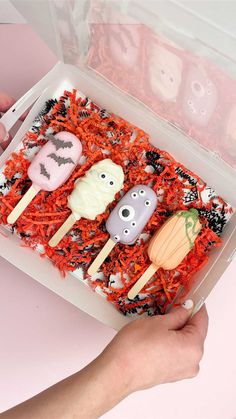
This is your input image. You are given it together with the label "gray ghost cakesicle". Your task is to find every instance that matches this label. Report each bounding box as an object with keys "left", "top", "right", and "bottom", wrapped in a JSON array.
[{"left": 88, "top": 185, "right": 158, "bottom": 275}]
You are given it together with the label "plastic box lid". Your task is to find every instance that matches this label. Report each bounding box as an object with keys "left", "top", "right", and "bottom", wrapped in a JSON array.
[{"left": 11, "top": 0, "right": 236, "bottom": 200}]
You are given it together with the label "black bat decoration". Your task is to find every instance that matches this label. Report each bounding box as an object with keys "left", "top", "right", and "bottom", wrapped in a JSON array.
[
  {"left": 40, "top": 163, "right": 50, "bottom": 179},
  {"left": 47, "top": 153, "right": 75, "bottom": 166},
  {"left": 47, "top": 134, "right": 73, "bottom": 151}
]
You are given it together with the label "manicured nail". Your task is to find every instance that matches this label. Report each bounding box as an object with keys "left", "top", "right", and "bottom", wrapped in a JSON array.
[{"left": 182, "top": 299, "right": 194, "bottom": 310}]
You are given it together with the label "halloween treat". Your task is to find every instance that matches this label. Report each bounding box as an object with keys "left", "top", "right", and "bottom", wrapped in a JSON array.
[
  {"left": 182, "top": 65, "right": 218, "bottom": 126},
  {"left": 149, "top": 44, "right": 183, "bottom": 102},
  {"left": 88, "top": 185, "right": 158, "bottom": 275},
  {"left": 7, "top": 131, "right": 82, "bottom": 224},
  {"left": 49, "top": 159, "right": 124, "bottom": 247},
  {"left": 128, "top": 209, "right": 202, "bottom": 299}
]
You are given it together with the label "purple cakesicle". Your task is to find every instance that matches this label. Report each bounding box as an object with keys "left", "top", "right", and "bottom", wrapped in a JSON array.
[
  {"left": 106, "top": 185, "right": 158, "bottom": 244},
  {"left": 88, "top": 185, "right": 157, "bottom": 276}
]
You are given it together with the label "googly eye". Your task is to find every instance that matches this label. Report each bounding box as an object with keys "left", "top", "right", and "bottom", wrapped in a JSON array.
[
  {"left": 131, "top": 192, "right": 138, "bottom": 199},
  {"left": 118, "top": 205, "right": 135, "bottom": 221},
  {"left": 139, "top": 189, "right": 146, "bottom": 196},
  {"left": 191, "top": 80, "right": 205, "bottom": 98},
  {"left": 99, "top": 173, "right": 107, "bottom": 180},
  {"left": 114, "top": 235, "right": 120, "bottom": 241},
  {"left": 145, "top": 200, "right": 151, "bottom": 206},
  {"left": 105, "top": 177, "right": 115, "bottom": 188},
  {"left": 206, "top": 88, "right": 212, "bottom": 95},
  {"left": 131, "top": 221, "right": 136, "bottom": 227},
  {"left": 187, "top": 99, "right": 193, "bottom": 107},
  {"left": 169, "top": 76, "right": 174, "bottom": 83},
  {"left": 123, "top": 228, "right": 130, "bottom": 235},
  {"left": 107, "top": 179, "right": 115, "bottom": 187},
  {"left": 160, "top": 68, "right": 165, "bottom": 75}
]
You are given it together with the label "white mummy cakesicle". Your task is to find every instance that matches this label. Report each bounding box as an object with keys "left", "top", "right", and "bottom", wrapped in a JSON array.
[{"left": 49, "top": 159, "right": 124, "bottom": 247}]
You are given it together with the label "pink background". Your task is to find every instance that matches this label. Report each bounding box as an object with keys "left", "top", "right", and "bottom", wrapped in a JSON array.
[{"left": 0, "top": 24, "right": 236, "bottom": 419}]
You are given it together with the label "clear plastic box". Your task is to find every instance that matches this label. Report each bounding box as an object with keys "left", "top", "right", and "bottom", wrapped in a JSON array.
[{"left": 0, "top": 0, "right": 235, "bottom": 329}]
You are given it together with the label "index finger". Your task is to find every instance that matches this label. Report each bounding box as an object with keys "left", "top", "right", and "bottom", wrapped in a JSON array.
[{"left": 182, "top": 304, "right": 209, "bottom": 342}]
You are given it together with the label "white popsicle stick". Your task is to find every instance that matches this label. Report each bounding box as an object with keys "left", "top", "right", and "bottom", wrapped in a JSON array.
[
  {"left": 7, "top": 184, "right": 40, "bottom": 224},
  {"left": 49, "top": 213, "right": 77, "bottom": 248},
  {"left": 88, "top": 238, "right": 116, "bottom": 276},
  {"left": 128, "top": 263, "right": 158, "bottom": 300}
]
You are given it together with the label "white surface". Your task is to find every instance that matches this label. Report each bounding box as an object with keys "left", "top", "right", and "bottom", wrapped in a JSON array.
[{"left": 0, "top": 0, "right": 25, "bottom": 23}]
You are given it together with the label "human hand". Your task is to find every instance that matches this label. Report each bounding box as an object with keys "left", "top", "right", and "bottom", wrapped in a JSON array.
[
  {"left": 0, "top": 91, "right": 15, "bottom": 150},
  {"left": 0, "top": 91, "right": 28, "bottom": 152},
  {"left": 102, "top": 301, "right": 208, "bottom": 394},
  {"left": 1, "top": 301, "right": 208, "bottom": 419}
]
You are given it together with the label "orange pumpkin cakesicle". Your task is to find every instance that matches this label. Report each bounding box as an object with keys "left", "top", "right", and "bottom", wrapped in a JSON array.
[{"left": 127, "top": 209, "right": 202, "bottom": 300}]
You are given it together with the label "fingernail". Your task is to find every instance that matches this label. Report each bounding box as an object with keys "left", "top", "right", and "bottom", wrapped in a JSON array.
[{"left": 182, "top": 299, "right": 194, "bottom": 310}]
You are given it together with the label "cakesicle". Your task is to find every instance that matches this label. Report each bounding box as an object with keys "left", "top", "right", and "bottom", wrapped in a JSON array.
[
  {"left": 88, "top": 185, "right": 158, "bottom": 275},
  {"left": 49, "top": 159, "right": 124, "bottom": 247},
  {"left": 7, "top": 131, "right": 82, "bottom": 224},
  {"left": 128, "top": 209, "right": 202, "bottom": 299}
]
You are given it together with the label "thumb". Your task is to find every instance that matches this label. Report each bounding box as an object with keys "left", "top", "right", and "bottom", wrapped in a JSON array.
[
  {"left": 163, "top": 299, "right": 194, "bottom": 330},
  {"left": 0, "top": 122, "right": 11, "bottom": 150},
  {"left": 0, "top": 122, "right": 7, "bottom": 142}
]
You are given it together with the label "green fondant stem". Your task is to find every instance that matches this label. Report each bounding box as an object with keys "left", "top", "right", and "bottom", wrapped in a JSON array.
[{"left": 176, "top": 209, "right": 201, "bottom": 249}]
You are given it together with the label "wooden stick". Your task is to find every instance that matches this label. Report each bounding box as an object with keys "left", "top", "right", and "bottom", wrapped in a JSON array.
[
  {"left": 7, "top": 184, "right": 40, "bottom": 224},
  {"left": 88, "top": 238, "right": 116, "bottom": 276},
  {"left": 49, "top": 213, "right": 77, "bottom": 248},
  {"left": 128, "top": 263, "right": 158, "bottom": 300}
]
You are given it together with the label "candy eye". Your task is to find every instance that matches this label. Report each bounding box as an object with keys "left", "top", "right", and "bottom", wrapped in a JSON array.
[
  {"left": 131, "top": 221, "right": 136, "bottom": 227},
  {"left": 99, "top": 173, "right": 107, "bottom": 180},
  {"left": 139, "top": 189, "right": 145, "bottom": 196},
  {"left": 200, "top": 109, "right": 206, "bottom": 116},
  {"left": 145, "top": 200, "right": 151, "bottom": 206},
  {"left": 191, "top": 80, "right": 205, "bottom": 98},
  {"left": 123, "top": 228, "right": 130, "bottom": 235},
  {"left": 119, "top": 205, "right": 135, "bottom": 221},
  {"left": 131, "top": 192, "right": 138, "bottom": 199},
  {"left": 114, "top": 235, "right": 120, "bottom": 241},
  {"left": 107, "top": 178, "right": 115, "bottom": 187}
]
